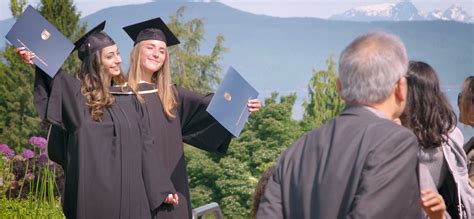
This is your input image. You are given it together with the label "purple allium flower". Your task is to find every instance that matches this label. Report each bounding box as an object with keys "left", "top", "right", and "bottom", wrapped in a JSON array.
[
  {"left": 38, "top": 153, "right": 48, "bottom": 164},
  {"left": 21, "top": 149, "right": 34, "bottom": 159},
  {"left": 28, "top": 136, "right": 47, "bottom": 150},
  {"left": 49, "top": 161, "right": 55, "bottom": 168},
  {"left": 25, "top": 172, "right": 35, "bottom": 181},
  {"left": 0, "top": 144, "right": 14, "bottom": 157}
]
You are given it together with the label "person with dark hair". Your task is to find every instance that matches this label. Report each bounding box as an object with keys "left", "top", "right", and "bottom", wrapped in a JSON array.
[
  {"left": 459, "top": 76, "right": 474, "bottom": 186},
  {"left": 17, "top": 22, "right": 176, "bottom": 218},
  {"left": 400, "top": 61, "right": 474, "bottom": 219},
  {"left": 257, "top": 32, "right": 421, "bottom": 218},
  {"left": 121, "top": 17, "right": 261, "bottom": 219},
  {"left": 251, "top": 166, "right": 275, "bottom": 219}
]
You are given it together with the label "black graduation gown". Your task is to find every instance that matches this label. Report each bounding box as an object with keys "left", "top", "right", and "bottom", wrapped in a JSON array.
[
  {"left": 138, "top": 83, "right": 232, "bottom": 219},
  {"left": 33, "top": 69, "right": 171, "bottom": 219}
]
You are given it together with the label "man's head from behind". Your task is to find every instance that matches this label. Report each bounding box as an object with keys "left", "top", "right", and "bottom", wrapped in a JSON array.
[{"left": 338, "top": 31, "right": 408, "bottom": 119}]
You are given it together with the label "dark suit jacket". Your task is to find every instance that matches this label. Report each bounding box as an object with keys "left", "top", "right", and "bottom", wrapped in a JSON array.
[{"left": 257, "top": 106, "right": 421, "bottom": 219}]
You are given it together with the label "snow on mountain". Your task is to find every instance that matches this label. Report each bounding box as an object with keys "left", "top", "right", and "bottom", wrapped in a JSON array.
[
  {"left": 330, "top": 1, "right": 473, "bottom": 23},
  {"left": 329, "top": 1, "right": 423, "bottom": 21},
  {"left": 440, "top": 4, "right": 472, "bottom": 22}
]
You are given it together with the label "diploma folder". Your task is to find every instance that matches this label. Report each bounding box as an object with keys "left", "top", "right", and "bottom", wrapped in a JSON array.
[
  {"left": 5, "top": 5, "right": 74, "bottom": 78},
  {"left": 206, "top": 67, "right": 259, "bottom": 137}
]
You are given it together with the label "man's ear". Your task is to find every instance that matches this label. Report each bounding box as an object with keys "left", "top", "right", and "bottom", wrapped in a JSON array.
[{"left": 394, "top": 77, "right": 407, "bottom": 103}]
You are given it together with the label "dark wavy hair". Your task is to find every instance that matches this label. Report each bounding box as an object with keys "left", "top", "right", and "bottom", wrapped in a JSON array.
[
  {"left": 75, "top": 50, "right": 126, "bottom": 122},
  {"left": 250, "top": 165, "right": 276, "bottom": 218},
  {"left": 400, "top": 61, "right": 457, "bottom": 149}
]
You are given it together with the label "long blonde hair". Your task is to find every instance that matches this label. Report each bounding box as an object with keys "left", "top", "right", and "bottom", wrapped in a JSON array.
[
  {"left": 128, "top": 41, "right": 177, "bottom": 119},
  {"left": 75, "top": 50, "right": 126, "bottom": 122}
]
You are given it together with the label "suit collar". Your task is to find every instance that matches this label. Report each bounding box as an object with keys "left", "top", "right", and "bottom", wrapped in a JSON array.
[{"left": 340, "top": 105, "right": 386, "bottom": 120}]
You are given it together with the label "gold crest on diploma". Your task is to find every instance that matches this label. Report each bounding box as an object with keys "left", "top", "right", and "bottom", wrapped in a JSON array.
[
  {"left": 41, "top": 29, "right": 51, "bottom": 40},
  {"left": 224, "top": 91, "right": 232, "bottom": 102}
]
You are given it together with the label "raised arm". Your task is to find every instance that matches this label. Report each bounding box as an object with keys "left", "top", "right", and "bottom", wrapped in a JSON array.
[
  {"left": 176, "top": 86, "right": 232, "bottom": 154},
  {"left": 16, "top": 47, "right": 83, "bottom": 132}
]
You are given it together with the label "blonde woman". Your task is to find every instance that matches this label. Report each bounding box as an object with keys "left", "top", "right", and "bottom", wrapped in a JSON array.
[{"left": 123, "top": 17, "right": 261, "bottom": 219}]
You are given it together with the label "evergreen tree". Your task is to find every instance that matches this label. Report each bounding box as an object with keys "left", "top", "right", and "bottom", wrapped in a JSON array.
[
  {"left": 301, "top": 56, "right": 345, "bottom": 131},
  {"left": 167, "top": 6, "right": 228, "bottom": 93},
  {"left": 0, "top": 0, "right": 86, "bottom": 151}
]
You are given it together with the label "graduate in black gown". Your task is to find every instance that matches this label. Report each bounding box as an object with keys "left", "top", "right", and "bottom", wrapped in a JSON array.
[
  {"left": 122, "top": 18, "right": 261, "bottom": 219},
  {"left": 18, "top": 21, "right": 177, "bottom": 219}
]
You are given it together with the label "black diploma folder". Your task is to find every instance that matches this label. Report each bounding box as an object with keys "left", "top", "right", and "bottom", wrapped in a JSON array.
[
  {"left": 5, "top": 5, "right": 74, "bottom": 78},
  {"left": 206, "top": 67, "right": 259, "bottom": 137}
]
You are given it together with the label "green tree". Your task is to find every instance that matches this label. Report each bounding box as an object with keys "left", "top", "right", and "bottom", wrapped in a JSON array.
[
  {"left": 0, "top": 0, "right": 86, "bottom": 151},
  {"left": 167, "top": 6, "right": 228, "bottom": 93},
  {"left": 301, "top": 56, "right": 345, "bottom": 131}
]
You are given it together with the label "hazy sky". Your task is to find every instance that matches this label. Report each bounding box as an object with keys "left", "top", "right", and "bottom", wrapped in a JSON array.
[{"left": 0, "top": 0, "right": 472, "bottom": 20}]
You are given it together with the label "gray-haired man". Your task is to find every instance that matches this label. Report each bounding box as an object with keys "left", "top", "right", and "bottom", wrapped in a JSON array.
[{"left": 257, "top": 32, "right": 421, "bottom": 218}]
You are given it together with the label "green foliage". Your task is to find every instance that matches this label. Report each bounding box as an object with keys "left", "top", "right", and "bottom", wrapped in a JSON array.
[
  {"left": 167, "top": 6, "right": 228, "bottom": 93},
  {"left": 0, "top": 47, "right": 40, "bottom": 151},
  {"left": 0, "top": 0, "right": 86, "bottom": 151},
  {"left": 0, "top": 198, "right": 64, "bottom": 219},
  {"left": 301, "top": 56, "right": 345, "bottom": 131},
  {"left": 9, "top": 0, "right": 26, "bottom": 18}
]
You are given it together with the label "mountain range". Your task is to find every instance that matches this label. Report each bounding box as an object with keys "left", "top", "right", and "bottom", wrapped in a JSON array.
[{"left": 329, "top": 0, "right": 474, "bottom": 23}]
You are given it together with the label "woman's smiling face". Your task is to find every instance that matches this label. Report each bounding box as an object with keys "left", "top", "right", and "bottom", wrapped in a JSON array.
[{"left": 139, "top": 39, "right": 167, "bottom": 74}]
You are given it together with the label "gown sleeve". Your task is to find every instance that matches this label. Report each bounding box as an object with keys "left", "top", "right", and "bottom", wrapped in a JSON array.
[
  {"left": 34, "top": 67, "right": 83, "bottom": 168},
  {"left": 176, "top": 86, "right": 232, "bottom": 154},
  {"left": 33, "top": 66, "right": 53, "bottom": 120},
  {"left": 136, "top": 94, "right": 176, "bottom": 211},
  {"left": 33, "top": 67, "right": 83, "bottom": 132},
  {"left": 46, "top": 124, "right": 67, "bottom": 167}
]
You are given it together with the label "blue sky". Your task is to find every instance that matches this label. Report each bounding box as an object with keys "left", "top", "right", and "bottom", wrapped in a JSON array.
[{"left": 1, "top": 0, "right": 472, "bottom": 20}]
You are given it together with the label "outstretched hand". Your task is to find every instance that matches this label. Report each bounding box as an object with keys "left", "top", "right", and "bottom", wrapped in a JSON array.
[
  {"left": 15, "top": 47, "right": 35, "bottom": 64},
  {"left": 247, "top": 99, "right": 261, "bottom": 113},
  {"left": 164, "top": 193, "right": 179, "bottom": 205}
]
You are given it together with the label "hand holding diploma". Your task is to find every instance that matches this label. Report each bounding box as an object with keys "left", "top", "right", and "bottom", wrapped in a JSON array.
[
  {"left": 247, "top": 99, "right": 261, "bottom": 113},
  {"left": 16, "top": 47, "right": 35, "bottom": 64}
]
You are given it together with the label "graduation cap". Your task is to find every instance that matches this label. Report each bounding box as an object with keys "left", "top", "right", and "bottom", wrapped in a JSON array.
[
  {"left": 74, "top": 21, "right": 115, "bottom": 61},
  {"left": 122, "top": 17, "right": 180, "bottom": 46}
]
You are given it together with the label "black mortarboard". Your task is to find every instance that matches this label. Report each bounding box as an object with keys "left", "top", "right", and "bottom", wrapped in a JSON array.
[
  {"left": 74, "top": 21, "right": 115, "bottom": 61},
  {"left": 122, "top": 17, "right": 180, "bottom": 46}
]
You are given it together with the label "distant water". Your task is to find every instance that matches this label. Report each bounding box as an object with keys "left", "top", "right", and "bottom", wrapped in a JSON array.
[{"left": 263, "top": 85, "right": 473, "bottom": 145}]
